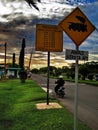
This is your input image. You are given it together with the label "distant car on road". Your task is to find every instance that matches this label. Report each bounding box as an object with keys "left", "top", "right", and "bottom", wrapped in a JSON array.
[{"left": 95, "top": 74, "right": 98, "bottom": 81}]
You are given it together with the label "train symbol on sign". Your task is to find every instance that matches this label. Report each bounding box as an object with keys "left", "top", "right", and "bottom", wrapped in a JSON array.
[{"left": 68, "top": 16, "right": 87, "bottom": 32}]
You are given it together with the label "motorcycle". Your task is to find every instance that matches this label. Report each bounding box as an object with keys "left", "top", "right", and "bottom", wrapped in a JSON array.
[{"left": 56, "top": 86, "right": 65, "bottom": 98}]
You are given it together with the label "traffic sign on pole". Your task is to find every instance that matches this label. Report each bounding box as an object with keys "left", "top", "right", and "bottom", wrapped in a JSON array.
[
  {"left": 36, "top": 24, "right": 63, "bottom": 105},
  {"left": 36, "top": 24, "right": 63, "bottom": 52},
  {"left": 65, "top": 49, "right": 88, "bottom": 60},
  {"left": 59, "top": 7, "right": 95, "bottom": 46},
  {"left": 59, "top": 7, "right": 95, "bottom": 130}
]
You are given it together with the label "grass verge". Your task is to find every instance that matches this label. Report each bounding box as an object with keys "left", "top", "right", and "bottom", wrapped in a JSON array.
[
  {"left": 66, "top": 78, "right": 98, "bottom": 86},
  {"left": 0, "top": 79, "right": 91, "bottom": 130},
  {"left": 51, "top": 75, "right": 98, "bottom": 86}
]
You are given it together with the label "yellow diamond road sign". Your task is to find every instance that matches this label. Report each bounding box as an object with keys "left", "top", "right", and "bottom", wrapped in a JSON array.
[{"left": 59, "top": 7, "right": 95, "bottom": 46}]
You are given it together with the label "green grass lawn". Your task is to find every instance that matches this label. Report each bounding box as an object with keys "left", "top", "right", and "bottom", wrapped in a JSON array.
[
  {"left": 51, "top": 75, "right": 98, "bottom": 86},
  {"left": 67, "top": 79, "right": 98, "bottom": 86},
  {"left": 0, "top": 79, "right": 91, "bottom": 130}
]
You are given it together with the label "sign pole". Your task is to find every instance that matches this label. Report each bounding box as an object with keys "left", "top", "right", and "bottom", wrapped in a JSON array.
[
  {"left": 59, "top": 6, "right": 95, "bottom": 130},
  {"left": 74, "top": 45, "right": 79, "bottom": 130},
  {"left": 47, "top": 51, "right": 50, "bottom": 105}
]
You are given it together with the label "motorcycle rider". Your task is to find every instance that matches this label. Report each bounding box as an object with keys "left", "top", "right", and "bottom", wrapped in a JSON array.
[{"left": 55, "top": 75, "right": 65, "bottom": 94}]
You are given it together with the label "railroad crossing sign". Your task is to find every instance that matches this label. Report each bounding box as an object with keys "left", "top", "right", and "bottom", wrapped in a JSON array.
[
  {"left": 59, "top": 7, "right": 95, "bottom": 46},
  {"left": 36, "top": 24, "right": 63, "bottom": 52}
]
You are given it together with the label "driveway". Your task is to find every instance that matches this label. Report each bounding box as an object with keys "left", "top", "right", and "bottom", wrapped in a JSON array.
[{"left": 31, "top": 74, "right": 98, "bottom": 130}]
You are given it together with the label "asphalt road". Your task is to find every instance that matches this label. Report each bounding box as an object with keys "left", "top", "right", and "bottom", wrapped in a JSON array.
[{"left": 31, "top": 74, "right": 98, "bottom": 130}]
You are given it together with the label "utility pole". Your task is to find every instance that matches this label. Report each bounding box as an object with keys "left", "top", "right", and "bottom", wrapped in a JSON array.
[
  {"left": 29, "top": 43, "right": 34, "bottom": 69},
  {"left": 4, "top": 42, "right": 7, "bottom": 70},
  {"left": 29, "top": 49, "right": 33, "bottom": 69}
]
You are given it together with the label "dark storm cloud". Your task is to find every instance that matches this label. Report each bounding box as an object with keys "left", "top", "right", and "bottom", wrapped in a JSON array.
[
  {"left": 0, "top": 16, "right": 27, "bottom": 29},
  {"left": 3, "top": 12, "right": 24, "bottom": 21},
  {"left": 0, "top": 13, "right": 60, "bottom": 47},
  {"left": 0, "top": 0, "right": 98, "bottom": 66}
]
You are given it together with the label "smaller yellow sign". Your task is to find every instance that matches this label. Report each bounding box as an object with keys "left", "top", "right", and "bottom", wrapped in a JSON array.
[
  {"left": 59, "top": 7, "right": 95, "bottom": 46},
  {"left": 36, "top": 24, "right": 63, "bottom": 52}
]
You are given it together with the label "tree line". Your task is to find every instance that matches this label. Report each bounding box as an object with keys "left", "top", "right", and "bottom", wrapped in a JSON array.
[
  {"left": 0, "top": 38, "right": 98, "bottom": 81},
  {"left": 31, "top": 61, "right": 98, "bottom": 81}
]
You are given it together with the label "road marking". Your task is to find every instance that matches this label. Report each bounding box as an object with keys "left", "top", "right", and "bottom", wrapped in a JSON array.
[
  {"left": 41, "top": 84, "right": 55, "bottom": 86},
  {"left": 41, "top": 87, "right": 53, "bottom": 94}
]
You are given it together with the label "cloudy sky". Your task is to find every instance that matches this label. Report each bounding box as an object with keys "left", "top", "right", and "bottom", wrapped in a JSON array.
[{"left": 0, "top": 0, "right": 98, "bottom": 68}]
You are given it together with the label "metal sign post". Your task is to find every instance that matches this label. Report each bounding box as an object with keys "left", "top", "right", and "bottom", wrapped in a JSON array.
[
  {"left": 35, "top": 24, "right": 63, "bottom": 105},
  {"left": 47, "top": 51, "right": 50, "bottom": 105},
  {"left": 74, "top": 45, "right": 79, "bottom": 130},
  {"left": 59, "top": 7, "right": 95, "bottom": 130}
]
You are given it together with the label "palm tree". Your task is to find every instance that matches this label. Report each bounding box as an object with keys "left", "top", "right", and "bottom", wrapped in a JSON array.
[{"left": 25, "top": 0, "right": 41, "bottom": 10}]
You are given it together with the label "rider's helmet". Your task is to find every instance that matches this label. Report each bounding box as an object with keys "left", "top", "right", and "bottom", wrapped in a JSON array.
[{"left": 59, "top": 75, "right": 63, "bottom": 79}]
